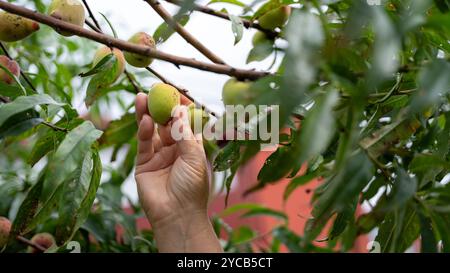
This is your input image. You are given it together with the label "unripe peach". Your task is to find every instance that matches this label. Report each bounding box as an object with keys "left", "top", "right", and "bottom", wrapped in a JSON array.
[
  {"left": 92, "top": 46, "right": 126, "bottom": 82},
  {"left": 222, "top": 78, "right": 252, "bottom": 106},
  {"left": 0, "top": 217, "right": 12, "bottom": 249},
  {"left": 187, "top": 104, "right": 209, "bottom": 134},
  {"left": 0, "top": 55, "right": 20, "bottom": 85},
  {"left": 28, "top": 233, "right": 56, "bottom": 253},
  {"left": 258, "top": 5, "right": 291, "bottom": 31},
  {"left": 48, "top": 0, "right": 86, "bottom": 36},
  {"left": 252, "top": 31, "right": 270, "bottom": 46},
  {"left": 0, "top": 12, "right": 40, "bottom": 42},
  {"left": 147, "top": 83, "right": 180, "bottom": 125},
  {"left": 124, "top": 32, "right": 156, "bottom": 68}
]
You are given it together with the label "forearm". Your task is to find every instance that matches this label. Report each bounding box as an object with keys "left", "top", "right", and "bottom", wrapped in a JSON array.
[{"left": 152, "top": 209, "right": 223, "bottom": 253}]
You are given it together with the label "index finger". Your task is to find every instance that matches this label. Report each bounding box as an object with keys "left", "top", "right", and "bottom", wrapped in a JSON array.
[{"left": 135, "top": 92, "right": 149, "bottom": 123}]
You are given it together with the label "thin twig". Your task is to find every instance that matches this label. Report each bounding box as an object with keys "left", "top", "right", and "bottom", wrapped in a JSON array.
[
  {"left": 41, "top": 121, "right": 68, "bottom": 132},
  {"left": 145, "top": 0, "right": 226, "bottom": 65},
  {"left": 82, "top": 0, "right": 101, "bottom": 30},
  {"left": 84, "top": 19, "right": 102, "bottom": 33},
  {"left": 0, "top": 1, "right": 269, "bottom": 80},
  {"left": 124, "top": 71, "right": 142, "bottom": 93},
  {"left": 16, "top": 235, "right": 47, "bottom": 252},
  {"left": 164, "top": 0, "right": 278, "bottom": 39}
]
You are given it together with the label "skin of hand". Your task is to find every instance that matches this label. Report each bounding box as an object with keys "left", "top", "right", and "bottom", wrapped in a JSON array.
[{"left": 134, "top": 92, "right": 222, "bottom": 253}]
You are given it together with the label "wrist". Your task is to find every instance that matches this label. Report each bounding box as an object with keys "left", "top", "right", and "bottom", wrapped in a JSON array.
[{"left": 152, "top": 209, "right": 222, "bottom": 253}]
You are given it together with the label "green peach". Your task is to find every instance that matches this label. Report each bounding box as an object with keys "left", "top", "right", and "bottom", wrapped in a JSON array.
[
  {"left": 0, "top": 55, "right": 20, "bottom": 85},
  {"left": 258, "top": 5, "right": 291, "bottom": 31},
  {"left": 252, "top": 31, "right": 270, "bottom": 46},
  {"left": 0, "top": 217, "right": 11, "bottom": 249},
  {"left": 0, "top": 12, "right": 40, "bottom": 42},
  {"left": 48, "top": 0, "right": 86, "bottom": 36},
  {"left": 147, "top": 83, "right": 181, "bottom": 125},
  {"left": 28, "top": 233, "right": 56, "bottom": 253},
  {"left": 124, "top": 32, "right": 156, "bottom": 68},
  {"left": 222, "top": 78, "right": 252, "bottom": 106},
  {"left": 188, "top": 105, "right": 209, "bottom": 134},
  {"left": 92, "top": 46, "right": 126, "bottom": 81}
]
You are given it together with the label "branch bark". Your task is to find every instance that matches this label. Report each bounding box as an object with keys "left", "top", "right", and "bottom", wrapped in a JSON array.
[
  {"left": 0, "top": 1, "right": 269, "bottom": 80},
  {"left": 145, "top": 0, "right": 226, "bottom": 65},
  {"left": 164, "top": 0, "right": 278, "bottom": 39}
]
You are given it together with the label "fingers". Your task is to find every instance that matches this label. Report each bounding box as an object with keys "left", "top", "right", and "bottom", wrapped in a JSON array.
[
  {"left": 171, "top": 106, "right": 202, "bottom": 157},
  {"left": 158, "top": 124, "right": 176, "bottom": 146},
  {"left": 137, "top": 114, "right": 155, "bottom": 165},
  {"left": 180, "top": 94, "right": 192, "bottom": 106},
  {"left": 135, "top": 92, "right": 148, "bottom": 123}
]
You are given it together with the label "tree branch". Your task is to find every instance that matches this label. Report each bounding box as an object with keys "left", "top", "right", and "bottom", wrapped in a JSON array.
[
  {"left": 145, "top": 0, "right": 226, "bottom": 65},
  {"left": 0, "top": 1, "right": 269, "bottom": 80},
  {"left": 79, "top": 0, "right": 216, "bottom": 116},
  {"left": 164, "top": 0, "right": 278, "bottom": 39},
  {"left": 16, "top": 235, "right": 47, "bottom": 252}
]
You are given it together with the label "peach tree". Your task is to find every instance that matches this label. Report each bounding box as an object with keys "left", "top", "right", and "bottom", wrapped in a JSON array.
[{"left": 0, "top": 0, "right": 449, "bottom": 253}]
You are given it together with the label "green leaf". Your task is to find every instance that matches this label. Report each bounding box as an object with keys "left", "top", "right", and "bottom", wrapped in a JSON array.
[
  {"left": 0, "top": 81, "right": 25, "bottom": 99},
  {"left": 85, "top": 55, "right": 122, "bottom": 106},
  {"left": 256, "top": 146, "right": 294, "bottom": 185},
  {"left": 28, "top": 118, "right": 84, "bottom": 166},
  {"left": 430, "top": 211, "right": 450, "bottom": 252},
  {"left": 359, "top": 112, "right": 420, "bottom": 158},
  {"left": 272, "top": 226, "right": 303, "bottom": 252},
  {"left": 375, "top": 204, "right": 420, "bottom": 253},
  {"left": 409, "top": 154, "right": 449, "bottom": 184},
  {"left": 434, "top": 0, "right": 450, "bottom": 13},
  {"left": 246, "top": 43, "right": 273, "bottom": 63},
  {"left": 221, "top": 203, "right": 287, "bottom": 221},
  {"left": 0, "top": 94, "right": 63, "bottom": 127},
  {"left": 99, "top": 12, "right": 118, "bottom": 38},
  {"left": 284, "top": 171, "right": 319, "bottom": 201},
  {"left": 100, "top": 113, "right": 138, "bottom": 147},
  {"left": 153, "top": 15, "right": 190, "bottom": 44},
  {"left": 411, "top": 60, "right": 450, "bottom": 113},
  {"left": 419, "top": 213, "right": 438, "bottom": 253},
  {"left": 42, "top": 121, "right": 103, "bottom": 202},
  {"left": 80, "top": 53, "right": 114, "bottom": 77},
  {"left": 56, "top": 148, "right": 102, "bottom": 245},
  {"left": 307, "top": 152, "right": 373, "bottom": 240},
  {"left": 329, "top": 198, "right": 357, "bottom": 240},
  {"left": 253, "top": 0, "right": 283, "bottom": 19},
  {"left": 297, "top": 89, "right": 339, "bottom": 163},
  {"left": 213, "top": 141, "right": 241, "bottom": 171},
  {"left": 370, "top": 7, "right": 401, "bottom": 84},
  {"left": 0, "top": 110, "right": 42, "bottom": 139},
  {"left": 208, "top": 0, "right": 246, "bottom": 8},
  {"left": 380, "top": 168, "right": 417, "bottom": 212},
  {"left": 230, "top": 226, "right": 256, "bottom": 244},
  {"left": 11, "top": 171, "right": 45, "bottom": 236},
  {"left": 281, "top": 11, "right": 324, "bottom": 124},
  {"left": 229, "top": 14, "right": 244, "bottom": 45}
]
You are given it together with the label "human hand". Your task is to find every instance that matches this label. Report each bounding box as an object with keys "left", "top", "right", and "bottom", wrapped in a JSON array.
[{"left": 134, "top": 92, "right": 222, "bottom": 252}]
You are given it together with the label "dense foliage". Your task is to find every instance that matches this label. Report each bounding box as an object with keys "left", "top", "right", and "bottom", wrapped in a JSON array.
[{"left": 0, "top": 0, "right": 449, "bottom": 253}]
